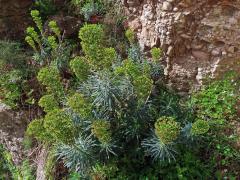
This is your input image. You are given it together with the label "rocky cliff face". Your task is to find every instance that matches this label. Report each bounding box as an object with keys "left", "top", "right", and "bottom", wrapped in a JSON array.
[
  {"left": 123, "top": 0, "right": 240, "bottom": 93},
  {"left": 0, "top": 0, "right": 32, "bottom": 39}
]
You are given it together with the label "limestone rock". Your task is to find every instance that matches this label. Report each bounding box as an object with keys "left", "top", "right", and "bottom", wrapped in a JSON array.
[
  {"left": 162, "top": 2, "right": 173, "bottom": 11},
  {"left": 123, "top": 0, "right": 240, "bottom": 93}
]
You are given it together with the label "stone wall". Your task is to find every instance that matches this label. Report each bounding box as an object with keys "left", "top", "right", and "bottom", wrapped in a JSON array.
[
  {"left": 0, "top": 0, "right": 32, "bottom": 39},
  {"left": 123, "top": 0, "right": 240, "bottom": 93}
]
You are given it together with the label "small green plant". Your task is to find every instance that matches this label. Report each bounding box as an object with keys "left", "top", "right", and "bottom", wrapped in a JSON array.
[
  {"left": 81, "top": 0, "right": 104, "bottom": 21},
  {"left": 0, "top": 145, "right": 12, "bottom": 179},
  {"left": 151, "top": 47, "right": 162, "bottom": 62},
  {"left": 90, "top": 163, "right": 118, "bottom": 179},
  {"left": 0, "top": 70, "right": 22, "bottom": 108},
  {"left": 0, "top": 145, "right": 22, "bottom": 179}
]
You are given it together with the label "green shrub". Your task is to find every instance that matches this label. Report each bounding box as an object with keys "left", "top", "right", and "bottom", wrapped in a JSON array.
[
  {"left": 190, "top": 73, "right": 240, "bottom": 177},
  {"left": 16, "top": 12, "right": 240, "bottom": 178}
]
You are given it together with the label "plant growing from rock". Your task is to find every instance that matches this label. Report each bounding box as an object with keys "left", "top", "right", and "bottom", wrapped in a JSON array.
[{"left": 23, "top": 12, "right": 240, "bottom": 178}]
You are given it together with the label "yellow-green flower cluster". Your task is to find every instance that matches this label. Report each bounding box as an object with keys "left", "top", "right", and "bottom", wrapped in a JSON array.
[
  {"left": 26, "top": 27, "right": 40, "bottom": 44},
  {"left": 44, "top": 109, "right": 76, "bottom": 143},
  {"left": 150, "top": 47, "right": 162, "bottom": 62},
  {"left": 30, "top": 10, "right": 43, "bottom": 32},
  {"left": 25, "top": 36, "right": 37, "bottom": 52},
  {"left": 37, "top": 66, "right": 63, "bottom": 97},
  {"left": 191, "top": 120, "right": 210, "bottom": 135},
  {"left": 70, "top": 56, "right": 90, "bottom": 81},
  {"left": 155, "top": 116, "right": 181, "bottom": 144},
  {"left": 91, "top": 120, "right": 112, "bottom": 144},
  {"left": 114, "top": 59, "right": 153, "bottom": 102},
  {"left": 67, "top": 93, "right": 91, "bottom": 118},
  {"left": 26, "top": 118, "right": 52, "bottom": 142},
  {"left": 47, "top": 36, "right": 58, "bottom": 49},
  {"left": 125, "top": 29, "right": 135, "bottom": 44},
  {"left": 38, "top": 94, "right": 59, "bottom": 113},
  {"left": 79, "top": 24, "right": 115, "bottom": 69},
  {"left": 48, "top": 21, "right": 61, "bottom": 37},
  {"left": 27, "top": 109, "right": 76, "bottom": 144}
]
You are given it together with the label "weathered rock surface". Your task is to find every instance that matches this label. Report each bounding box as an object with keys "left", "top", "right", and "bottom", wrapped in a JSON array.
[
  {"left": 123, "top": 0, "right": 240, "bottom": 93},
  {"left": 0, "top": 103, "right": 28, "bottom": 165},
  {"left": 0, "top": 0, "right": 32, "bottom": 39}
]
